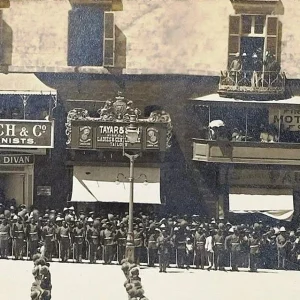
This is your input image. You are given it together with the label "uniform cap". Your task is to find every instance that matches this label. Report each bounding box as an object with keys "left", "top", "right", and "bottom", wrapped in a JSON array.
[
  {"left": 229, "top": 227, "right": 234, "bottom": 233},
  {"left": 87, "top": 217, "right": 93, "bottom": 222},
  {"left": 63, "top": 207, "right": 68, "bottom": 212},
  {"left": 69, "top": 206, "right": 75, "bottom": 210},
  {"left": 13, "top": 215, "right": 18, "bottom": 220},
  {"left": 160, "top": 224, "right": 166, "bottom": 229},
  {"left": 56, "top": 217, "right": 63, "bottom": 222}
]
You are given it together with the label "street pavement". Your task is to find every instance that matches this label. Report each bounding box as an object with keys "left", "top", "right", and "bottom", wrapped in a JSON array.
[{"left": 0, "top": 259, "right": 299, "bottom": 300}]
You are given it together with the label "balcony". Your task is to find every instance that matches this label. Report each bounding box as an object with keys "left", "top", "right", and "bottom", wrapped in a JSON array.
[
  {"left": 218, "top": 71, "right": 286, "bottom": 99},
  {"left": 192, "top": 139, "right": 300, "bottom": 165}
]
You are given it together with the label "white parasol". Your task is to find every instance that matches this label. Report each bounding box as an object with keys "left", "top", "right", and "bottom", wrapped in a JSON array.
[{"left": 209, "top": 119, "right": 225, "bottom": 128}]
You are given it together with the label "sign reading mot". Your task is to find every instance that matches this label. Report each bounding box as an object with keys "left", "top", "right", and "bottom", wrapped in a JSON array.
[
  {"left": 71, "top": 121, "right": 166, "bottom": 151},
  {"left": 269, "top": 108, "right": 300, "bottom": 131},
  {"left": 0, "top": 120, "right": 54, "bottom": 148}
]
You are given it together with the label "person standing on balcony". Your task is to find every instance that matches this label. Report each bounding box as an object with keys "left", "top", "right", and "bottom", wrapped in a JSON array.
[
  {"left": 229, "top": 52, "right": 242, "bottom": 85},
  {"left": 264, "top": 51, "right": 281, "bottom": 84},
  {"left": 251, "top": 53, "right": 263, "bottom": 87}
]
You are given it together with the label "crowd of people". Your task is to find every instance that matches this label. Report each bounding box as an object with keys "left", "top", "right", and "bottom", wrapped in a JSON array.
[
  {"left": 0, "top": 203, "right": 299, "bottom": 273},
  {"left": 224, "top": 50, "right": 281, "bottom": 88}
]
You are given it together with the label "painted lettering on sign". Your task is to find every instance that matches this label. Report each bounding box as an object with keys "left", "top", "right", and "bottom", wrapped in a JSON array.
[
  {"left": 96, "top": 125, "right": 141, "bottom": 149},
  {"left": 0, "top": 154, "right": 34, "bottom": 165},
  {"left": 0, "top": 121, "right": 53, "bottom": 148},
  {"left": 269, "top": 109, "right": 300, "bottom": 131}
]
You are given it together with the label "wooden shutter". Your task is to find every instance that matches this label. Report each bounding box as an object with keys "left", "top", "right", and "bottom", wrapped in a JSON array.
[
  {"left": 0, "top": 10, "right": 3, "bottom": 63},
  {"left": 265, "top": 16, "right": 278, "bottom": 60},
  {"left": 228, "top": 15, "right": 241, "bottom": 68},
  {"left": 103, "top": 12, "right": 115, "bottom": 67}
]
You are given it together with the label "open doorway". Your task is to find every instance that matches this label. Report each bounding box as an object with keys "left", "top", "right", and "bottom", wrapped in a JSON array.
[{"left": 240, "top": 37, "right": 264, "bottom": 62}]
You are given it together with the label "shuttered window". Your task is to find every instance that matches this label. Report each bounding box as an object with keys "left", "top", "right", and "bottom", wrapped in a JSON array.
[
  {"left": 68, "top": 6, "right": 115, "bottom": 67},
  {"left": 265, "top": 16, "right": 278, "bottom": 59},
  {"left": 228, "top": 15, "right": 241, "bottom": 68},
  {"left": 103, "top": 12, "right": 115, "bottom": 67},
  {"left": 0, "top": 10, "right": 2, "bottom": 63}
]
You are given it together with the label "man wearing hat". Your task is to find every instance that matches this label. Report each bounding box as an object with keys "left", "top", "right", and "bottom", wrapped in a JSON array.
[
  {"left": 42, "top": 220, "right": 56, "bottom": 261},
  {"left": 100, "top": 222, "right": 115, "bottom": 264},
  {"left": 194, "top": 226, "right": 206, "bottom": 269},
  {"left": 146, "top": 223, "right": 159, "bottom": 267},
  {"left": 11, "top": 216, "right": 25, "bottom": 260},
  {"left": 115, "top": 222, "right": 127, "bottom": 264},
  {"left": 87, "top": 220, "right": 100, "bottom": 264},
  {"left": 249, "top": 229, "right": 261, "bottom": 272},
  {"left": 276, "top": 227, "right": 288, "bottom": 270},
  {"left": 73, "top": 220, "right": 85, "bottom": 263},
  {"left": 214, "top": 224, "right": 226, "bottom": 271},
  {"left": 225, "top": 226, "right": 241, "bottom": 271},
  {"left": 133, "top": 223, "right": 144, "bottom": 265},
  {"left": 0, "top": 215, "right": 11, "bottom": 258},
  {"left": 174, "top": 223, "right": 188, "bottom": 268},
  {"left": 157, "top": 224, "right": 172, "bottom": 273},
  {"left": 57, "top": 220, "right": 71, "bottom": 262},
  {"left": 26, "top": 217, "right": 41, "bottom": 259}
]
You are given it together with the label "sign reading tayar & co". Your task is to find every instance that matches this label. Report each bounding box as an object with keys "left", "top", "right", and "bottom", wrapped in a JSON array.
[
  {"left": 0, "top": 154, "right": 34, "bottom": 165},
  {"left": 96, "top": 124, "right": 142, "bottom": 149},
  {"left": 0, "top": 120, "right": 54, "bottom": 148}
]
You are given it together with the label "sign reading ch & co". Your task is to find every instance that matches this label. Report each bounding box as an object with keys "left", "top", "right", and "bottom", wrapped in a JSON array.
[{"left": 0, "top": 120, "right": 54, "bottom": 148}]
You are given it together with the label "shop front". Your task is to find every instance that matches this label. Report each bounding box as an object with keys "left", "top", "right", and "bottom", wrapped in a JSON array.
[
  {"left": 66, "top": 92, "right": 171, "bottom": 212},
  {"left": 0, "top": 73, "right": 56, "bottom": 208}
]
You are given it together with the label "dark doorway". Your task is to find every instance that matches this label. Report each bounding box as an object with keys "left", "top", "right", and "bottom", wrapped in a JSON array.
[{"left": 240, "top": 37, "right": 264, "bottom": 60}]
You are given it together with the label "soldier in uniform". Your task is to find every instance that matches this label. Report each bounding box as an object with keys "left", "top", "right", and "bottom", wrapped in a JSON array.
[
  {"left": 73, "top": 220, "right": 85, "bottom": 263},
  {"left": 146, "top": 223, "right": 159, "bottom": 267},
  {"left": 12, "top": 216, "right": 25, "bottom": 260},
  {"left": 27, "top": 217, "right": 40, "bottom": 259},
  {"left": 58, "top": 220, "right": 71, "bottom": 262},
  {"left": 157, "top": 224, "right": 172, "bottom": 273},
  {"left": 42, "top": 220, "right": 56, "bottom": 261},
  {"left": 0, "top": 216, "right": 11, "bottom": 258},
  {"left": 276, "top": 226, "right": 288, "bottom": 270},
  {"left": 214, "top": 224, "right": 226, "bottom": 271},
  {"left": 226, "top": 226, "right": 241, "bottom": 271},
  {"left": 175, "top": 223, "right": 187, "bottom": 268},
  {"left": 115, "top": 222, "right": 127, "bottom": 264},
  {"left": 249, "top": 230, "right": 261, "bottom": 272},
  {"left": 194, "top": 226, "right": 206, "bottom": 269},
  {"left": 100, "top": 222, "right": 115, "bottom": 264},
  {"left": 133, "top": 223, "right": 144, "bottom": 265},
  {"left": 87, "top": 220, "right": 99, "bottom": 264}
]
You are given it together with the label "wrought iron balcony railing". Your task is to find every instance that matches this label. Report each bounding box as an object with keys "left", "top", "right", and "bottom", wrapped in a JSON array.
[{"left": 218, "top": 70, "right": 286, "bottom": 97}]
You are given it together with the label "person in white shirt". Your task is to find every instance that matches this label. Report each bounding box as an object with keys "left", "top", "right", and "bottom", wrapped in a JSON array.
[{"left": 205, "top": 230, "right": 214, "bottom": 271}]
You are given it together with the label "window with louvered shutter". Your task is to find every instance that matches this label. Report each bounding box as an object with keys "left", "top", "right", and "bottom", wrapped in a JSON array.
[
  {"left": 0, "top": 10, "right": 3, "bottom": 63},
  {"left": 103, "top": 12, "right": 115, "bottom": 67},
  {"left": 265, "top": 16, "right": 278, "bottom": 60},
  {"left": 228, "top": 15, "right": 241, "bottom": 68}
]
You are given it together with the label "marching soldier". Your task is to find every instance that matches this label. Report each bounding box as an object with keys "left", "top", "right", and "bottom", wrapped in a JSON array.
[
  {"left": 58, "top": 220, "right": 71, "bottom": 262},
  {"left": 249, "top": 230, "right": 261, "bottom": 272},
  {"left": 0, "top": 216, "right": 11, "bottom": 258},
  {"left": 146, "top": 223, "right": 159, "bottom": 267},
  {"left": 100, "top": 222, "right": 115, "bottom": 264},
  {"left": 157, "top": 224, "right": 172, "bottom": 273},
  {"left": 87, "top": 220, "right": 99, "bottom": 264},
  {"left": 27, "top": 217, "right": 40, "bottom": 259},
  {"left": 194, "top": 226, "right": 206, "bottom": 269},
  {"left": 115, "top": 222, "right": 127, "bottom": 264},
  {"left": 214, "top": 224, "right": 226, "bottom": 271},
  {"left": 12, "top": 216, "right": 25, "bottom": 260},
  {"left": 133, "top": 223, "right": 144, "bottom": 265},
  {"left": 42, "top": 220, "right": 56, "bottom": 261},
  {"left": 73, "top": 220, "right": 85, "bottom": 263}
]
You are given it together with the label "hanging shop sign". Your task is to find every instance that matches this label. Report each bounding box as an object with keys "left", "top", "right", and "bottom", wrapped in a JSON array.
[
  {"left": 0, "top": 154, "right": 34, "bottom": 165},
  {"left": 70, "top": 121, "right": 166, "bottom": 151},
  {"left": 269, "top": 108, "right": 300, "bottom": 131},
  {"left": 0, "top": 120, "right": 54, "bottom": 148}
]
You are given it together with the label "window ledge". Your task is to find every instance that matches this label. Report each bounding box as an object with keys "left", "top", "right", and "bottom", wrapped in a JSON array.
[{"left": 2, "top": 65, "right": 111, "bottom": 74}]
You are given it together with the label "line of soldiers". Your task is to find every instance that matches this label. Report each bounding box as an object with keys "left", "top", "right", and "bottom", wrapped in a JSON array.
[{"left": 1, "top": 205, "right": 300, "bottom": 272}]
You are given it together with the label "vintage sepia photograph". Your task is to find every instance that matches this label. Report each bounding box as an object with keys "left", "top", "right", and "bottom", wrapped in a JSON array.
[{"left": 0, "top": 0, "right": 299, "bottom": 299}]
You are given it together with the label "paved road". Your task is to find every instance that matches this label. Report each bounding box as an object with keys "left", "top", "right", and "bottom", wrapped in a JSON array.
[{"left": 0, "top": 260, "right": 299, "bottom": 300}]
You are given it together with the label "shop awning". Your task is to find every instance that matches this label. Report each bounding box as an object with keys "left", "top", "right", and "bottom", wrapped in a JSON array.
[
  {"left": 190, "top": 93, "right": 300, "bottom": 108},
  {"left": 229, "top": 193, "right": 294, "bottom": 221},
  {"left": 0, "top": 73, "right": 57, "bottom": 95},
  {"left": 71, "top": 166, "right": 161, "bottom": 204}
]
